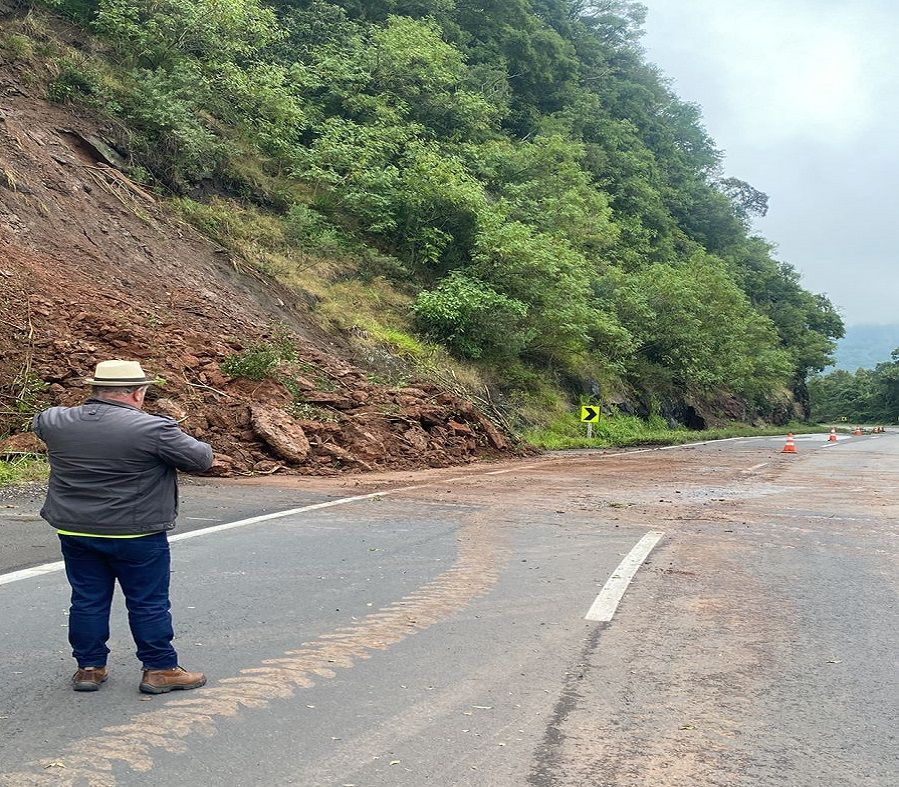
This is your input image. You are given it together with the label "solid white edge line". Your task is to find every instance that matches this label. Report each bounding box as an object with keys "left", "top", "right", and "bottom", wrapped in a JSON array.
[
  {"left": 168, "top": 485, "right": 428, "bottom": 543},
  {"left": 585, "top": 530, "right": 665, "bottom": 623},
  {"left": 0, "top": 560, "right": 66, "bottom": 587},
  {"left": 0, "top": 432, "right": 793, "bottom": 587},
  {"left": 0, "top": 483, "right": 429, "bottom": 586}
]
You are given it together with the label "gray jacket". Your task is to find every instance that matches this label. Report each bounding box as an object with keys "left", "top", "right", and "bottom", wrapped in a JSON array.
[{"left": 33, "top": 398, "right": 214, "bottom": 535}]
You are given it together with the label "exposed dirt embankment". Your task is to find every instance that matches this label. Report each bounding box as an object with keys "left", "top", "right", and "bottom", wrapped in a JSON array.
[{"left": 0, "top": 71, "right": 518, "bottom": 475}]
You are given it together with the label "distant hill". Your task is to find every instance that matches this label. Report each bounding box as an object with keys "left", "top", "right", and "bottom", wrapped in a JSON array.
[{"left": 829, "top": 324, "right": 899, "bottom": 371}]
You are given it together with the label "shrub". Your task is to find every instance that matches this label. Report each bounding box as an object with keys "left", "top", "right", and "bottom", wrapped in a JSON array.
[
  {"left": 0, "top": 32, "right": 37, "bottom": 61},
  {"left": 119, "top": 67, "right": 221, "bottom": 186},
  {"left": 413, "top": 271, "right": 530, "bottom": 360},
  {"left": 284, "top": 204, "right": 347, "bottom": 255},
  {"left": 47, "top": 58, "right": 103, "bottom": 104},
  {"left": 220, "top": 337, "right": 295, "bottom": 380}
]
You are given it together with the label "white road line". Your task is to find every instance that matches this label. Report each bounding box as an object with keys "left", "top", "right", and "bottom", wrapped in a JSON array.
[
  {"left": 0, "top": 473, "right": 493, "bottom": 587},
  {"left": 585, "top": 531, "right": 665, "bottom": 622},
  {"left": 168, "top": 485, "right": 432, "bottom": 543},
  {"left": 0, "top": 483, "right": 433, "bottom": 586},
  {"left": 0, "top": 433, "right": 781, "bottom": 588},
  {"left": 743, "top": 462, "right": 769, "bottom": 473},
  {"left": 0, "top": 560, "right": 65, "bottom": 587}
]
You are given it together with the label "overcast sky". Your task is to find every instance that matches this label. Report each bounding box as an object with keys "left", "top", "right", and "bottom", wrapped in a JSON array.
[{"left": 640, "top": 0, "right": 899, "bottom": 326}]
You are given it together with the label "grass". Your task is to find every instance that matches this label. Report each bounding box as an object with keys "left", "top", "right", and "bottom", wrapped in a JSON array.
[
  {"left": 0, "top": 455, "right": 49, "bottom": 486},
  {"left": 523, "top": 412, "right": 835, "bottom": 450},
  {"left": 220, "top": 336, "right": 296, "bottom": 381},
  {"left": 0, "top": 31, "right": 36, "bottom": 61}
]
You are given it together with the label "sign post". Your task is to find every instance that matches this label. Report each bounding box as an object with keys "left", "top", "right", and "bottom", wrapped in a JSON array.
[{"left": 580, "top": 405, "right": 600, "bottom": 439}]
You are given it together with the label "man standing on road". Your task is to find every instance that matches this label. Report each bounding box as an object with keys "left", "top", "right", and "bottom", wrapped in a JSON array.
[{"left": 32, "top": 360, "right": 214, "bottom": 694}]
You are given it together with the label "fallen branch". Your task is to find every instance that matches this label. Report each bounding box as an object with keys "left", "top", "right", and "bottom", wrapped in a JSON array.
[
  {"left": 183, "top": 379, "right": 232, "bottom": 398},
  {"left": 0, "top": 451, "right": 45, "bottom": 460}
]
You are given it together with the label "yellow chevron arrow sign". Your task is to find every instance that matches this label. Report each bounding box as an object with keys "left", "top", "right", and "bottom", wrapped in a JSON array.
[{"left": 580, "top": 405, "right": 600, "bottom": 423}]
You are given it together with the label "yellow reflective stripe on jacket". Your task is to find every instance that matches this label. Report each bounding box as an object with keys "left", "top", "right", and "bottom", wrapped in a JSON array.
[{"left": 56, "top": 530, "right": 154, "bottom": 539}]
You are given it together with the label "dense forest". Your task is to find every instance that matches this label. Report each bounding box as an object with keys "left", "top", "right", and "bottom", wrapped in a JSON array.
[
  {"left": 810, "top": 351, "right": 899, "bottom": 424},
  {"left": 7, "top": 0, "right": 843, "bottom": 423}
]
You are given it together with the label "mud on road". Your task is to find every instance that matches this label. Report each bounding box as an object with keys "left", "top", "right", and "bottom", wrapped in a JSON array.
[
  {"left": 1, "top": 436, "right": 896, "bottom": 786},
  {"left": 197, "top": 436, "right": 899, "bottom": 785}
]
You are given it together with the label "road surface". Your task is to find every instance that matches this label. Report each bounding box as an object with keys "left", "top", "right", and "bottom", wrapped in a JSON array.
[{"left": 0, "top": 433, "right": 896, "bottom": 786}]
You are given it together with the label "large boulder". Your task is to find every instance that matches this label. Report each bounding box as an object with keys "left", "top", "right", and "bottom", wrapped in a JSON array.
[{"left": 249, "top": 405, "right": 311, "bottom": 463}]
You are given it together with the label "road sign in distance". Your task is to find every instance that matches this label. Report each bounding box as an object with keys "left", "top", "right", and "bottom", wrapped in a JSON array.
[{"left": 581, "top": 405, "right": 600, "bottom": 423}]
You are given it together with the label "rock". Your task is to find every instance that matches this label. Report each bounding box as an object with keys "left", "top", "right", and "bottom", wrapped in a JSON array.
[
  {"left": 448, "top": 419, "right": 474, "bottom": 436},
  {"left": 298, "top": 391, "right": 356, "bottom": 410},
  {"left": 472, "top": 413, "right": 508, "bottom": 450},
  {"left": 339, "top": 422, "right": 386, "bottom": 461},
  {"left": 290, "top": 376, "right": 316, "bottom": 391},
  {"left": 453, "top": 402, "right": 509, "bottom": 450},
  {"left": 395, "top": 387, "right": 428, "bottom": 399},
  {"left": 315, "top": 442, "right": 373, "bottom": 472},
  {"left": 0, "top": 432, "right": 46, "bottom": 455},
  {"left": 150, "top": 398, "right": 187, "bottom": 421},
  {"left": 250, "top": 405, "right": 311, "bottom": 463},
  {"left": 416, "top": 407, "right": 447, "bottom": 427},
  {"left": 402, "top": 427, "right": 429, "bottom": 452},
  {"left": 204, "top": 454, "right": 235, "bottom": 477}
]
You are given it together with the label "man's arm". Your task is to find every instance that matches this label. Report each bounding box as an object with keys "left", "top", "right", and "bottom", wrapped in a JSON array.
[
  {"left": 155, "top": 420, "right": 214, "bottom": 473},
  {"left": 31, "top": 412, "right": 44, "bottom": 440}
]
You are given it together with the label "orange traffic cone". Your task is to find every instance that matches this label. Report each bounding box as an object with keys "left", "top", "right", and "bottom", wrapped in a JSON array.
[
  {"left": 852, "top": 426, "right": 863, "bottom": 436},
  {"left": 782, "top": 433, "right": 797, "bottom": 453},
  {"left": 828, "top": 428, "right": 837, "bottom": 442}
]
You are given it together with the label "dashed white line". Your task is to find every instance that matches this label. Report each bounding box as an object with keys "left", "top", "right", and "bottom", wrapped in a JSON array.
[{"left": 585, "top": 531, "right": 665, "bottom": 622}]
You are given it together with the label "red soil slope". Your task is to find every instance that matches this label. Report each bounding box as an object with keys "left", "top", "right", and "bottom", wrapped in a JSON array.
[{"left": 0, "top": 72, "right": 516, "bottom": 475}]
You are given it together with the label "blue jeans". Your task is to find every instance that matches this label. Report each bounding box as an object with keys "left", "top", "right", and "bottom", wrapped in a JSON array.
[{"left": 59, "top": 532, "right": 178, "bottom": 670}]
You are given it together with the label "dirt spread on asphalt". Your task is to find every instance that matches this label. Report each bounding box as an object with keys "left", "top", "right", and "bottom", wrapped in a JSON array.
[{"left": 0, "top": 67, "right": 519, "bottom": 476}]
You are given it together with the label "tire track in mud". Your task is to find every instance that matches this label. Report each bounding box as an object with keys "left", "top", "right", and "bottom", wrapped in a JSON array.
[{"left": 0, "top": 512, "right": 510, "bottom": 786}]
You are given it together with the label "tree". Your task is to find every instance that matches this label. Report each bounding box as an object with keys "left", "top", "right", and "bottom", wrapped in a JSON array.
[{"left": 718, "top": 177, "right": 769, "bottom": 220}]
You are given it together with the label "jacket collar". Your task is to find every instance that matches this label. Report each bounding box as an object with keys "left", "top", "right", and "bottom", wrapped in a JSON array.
[{"left": 85, "top": 397, "right": 143, "bottom": 413}]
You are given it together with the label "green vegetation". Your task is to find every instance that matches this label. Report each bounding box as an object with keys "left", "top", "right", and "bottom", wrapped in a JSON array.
[
  {"left": 809, "top": 350, "right": 899, "bottom": 424},
  {"left": 8, "top": 371, "right": 51, "bottom": 431},
  {"left": 220, "top": 337, "right": 297, "bottom": 380},
  {"left": 526, "top": 413, "right": 832, "bottom": 451},
  {"left": 9, "top": 1, "right": 843, "bottom": 432},
  {"left": 0, "top": 456, "right": 49, "bottom": 486}
]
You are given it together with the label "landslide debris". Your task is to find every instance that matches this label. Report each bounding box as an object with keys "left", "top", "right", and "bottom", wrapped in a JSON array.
[{"left": 0, "top": 69, "right": 518, "bottom": 476}]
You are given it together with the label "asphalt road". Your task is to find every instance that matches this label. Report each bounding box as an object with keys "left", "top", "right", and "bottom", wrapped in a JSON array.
[{"left": 0, "top": 433, "right": 896, "bottom": 786}]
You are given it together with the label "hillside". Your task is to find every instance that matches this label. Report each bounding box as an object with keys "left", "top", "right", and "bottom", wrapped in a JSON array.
[
  {"left": 0, "top": 1, "right": 845, "bottom": 466},
  {"left": 830, "top": 324, "right": 899, "bottom": 372},
  {"left": 0, "top": 71, "right": 514, "bottom": 473}
]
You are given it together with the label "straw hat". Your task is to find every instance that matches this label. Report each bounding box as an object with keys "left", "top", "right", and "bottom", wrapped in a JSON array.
[{"left": 85, "top": 360, "right": 158, "bottom": 387}]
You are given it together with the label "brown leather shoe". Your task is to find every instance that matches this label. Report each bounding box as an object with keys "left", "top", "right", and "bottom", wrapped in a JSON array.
[
  {"left": 139, "top": 666, "right": 206, "bottom": 695},
  {"left": 72, "top": 666, "right": 108, "bottom": 692}
]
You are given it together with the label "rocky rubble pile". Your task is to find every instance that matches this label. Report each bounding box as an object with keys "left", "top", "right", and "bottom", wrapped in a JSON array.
[{"left": 0, "top": 254, "right": 515, "bottom": 477}]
